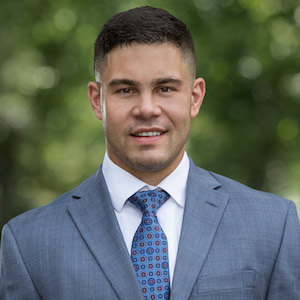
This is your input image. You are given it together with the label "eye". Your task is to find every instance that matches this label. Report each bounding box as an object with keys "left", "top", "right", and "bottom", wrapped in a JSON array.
[
  {"left": 117, "top": 88, "right": 133, "bottom": 94},
  {"left": 159, "top": 86, "right": 174, "bottom": 93}
]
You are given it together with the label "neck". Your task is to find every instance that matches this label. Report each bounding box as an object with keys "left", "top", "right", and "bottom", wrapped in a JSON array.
[{"left": 129, "top": 170, "right": 170, "bottom": 187}]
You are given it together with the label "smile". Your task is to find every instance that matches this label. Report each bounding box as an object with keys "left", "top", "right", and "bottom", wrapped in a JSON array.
[{"left": 134, "top": 131, "right": 163, "bottom": 137}]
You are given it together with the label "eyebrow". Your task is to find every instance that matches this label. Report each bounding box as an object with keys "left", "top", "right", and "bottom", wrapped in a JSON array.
[
  {"left": 154, "top": 77, "right": 184, "bottom": 86},
  {"left": 107, "top": 78, "right": 140, "bottom": 88},
  {"left": 107, "top": 77, "right": 184, "bottom": 88}
]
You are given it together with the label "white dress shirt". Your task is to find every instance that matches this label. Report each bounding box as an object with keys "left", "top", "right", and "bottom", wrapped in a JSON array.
[{"left": 102, "top": 152, "right": 190, "bottom": 285}]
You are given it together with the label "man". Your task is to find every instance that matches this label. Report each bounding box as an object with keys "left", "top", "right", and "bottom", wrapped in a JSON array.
[{"left": 1, "top": 6, "right": 299, "bottom": 300}]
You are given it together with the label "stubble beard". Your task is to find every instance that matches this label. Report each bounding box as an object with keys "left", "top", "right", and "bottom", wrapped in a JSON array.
[{"left": 108, "top": 136, "right": 188, "bottom": 176}]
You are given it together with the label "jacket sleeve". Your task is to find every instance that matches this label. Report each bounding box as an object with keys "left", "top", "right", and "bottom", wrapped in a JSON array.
[
  {"left": 267, "top": 201, "right": 300, "bottom": 299},
  {"left": 0, "top": 224, "right": 41, "bottom": 299}
]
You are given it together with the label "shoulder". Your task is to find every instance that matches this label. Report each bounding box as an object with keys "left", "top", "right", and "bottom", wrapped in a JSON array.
[
  {"left": 189, "top": 160, "right": 295, "bottom": 216},
  {"left": 191, "top": 163, "right": 300, "bottom": 239},
  {"left": 209, "top": 170, "right": 292, "bottom": 209},
  {"left": 6, "top": 168, "right": 101, "bottom": 232}
]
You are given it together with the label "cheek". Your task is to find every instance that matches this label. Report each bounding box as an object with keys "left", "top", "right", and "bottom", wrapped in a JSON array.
[
  {"left": 106, "top": 97, "right": 132, "bottom": 118},
  {"left": 167, "top": 103, "right": 191, "bottom": 126},
  {"left": 105, "top": 104, "right": 129, "bottom": 135}
]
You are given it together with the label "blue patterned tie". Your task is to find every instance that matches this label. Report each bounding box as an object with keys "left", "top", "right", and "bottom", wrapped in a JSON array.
[{"left": 129, "top": 189, "right": 171, "bottom": 300}]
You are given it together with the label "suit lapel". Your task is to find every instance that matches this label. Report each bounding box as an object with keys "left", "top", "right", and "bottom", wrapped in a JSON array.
[
  {"left": 170, "top": 161, "right": 229, "bottom": 300},
  {"left": 67, "top": 167, "right": 143, "bottom": 300}
]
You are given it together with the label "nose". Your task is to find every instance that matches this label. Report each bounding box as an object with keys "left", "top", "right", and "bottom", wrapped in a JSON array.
[{"left": 132, "top": 93, "right": 161, "bottom": 119}]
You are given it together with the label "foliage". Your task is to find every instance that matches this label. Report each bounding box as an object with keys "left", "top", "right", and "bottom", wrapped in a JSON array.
[{"left": 1, "top": 0, "right": 299, "bottom": 229}]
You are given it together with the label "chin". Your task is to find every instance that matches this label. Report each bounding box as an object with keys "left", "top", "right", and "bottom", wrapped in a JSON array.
[{"left": 129, "top": 155, "right": 172, "bottom": 173}]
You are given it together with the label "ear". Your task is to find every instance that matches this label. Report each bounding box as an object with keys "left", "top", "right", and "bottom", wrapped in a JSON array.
[
  {"left": 191, "top": 77, "right": 206, "bottom": 118},
  {"left": 88, "top": 82, "right": 102, "bottom": 120}
]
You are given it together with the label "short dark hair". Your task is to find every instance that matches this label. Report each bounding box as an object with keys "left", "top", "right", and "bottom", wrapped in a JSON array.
[{"left": 94, "top": 6, "right": 197, "bottom": 81}]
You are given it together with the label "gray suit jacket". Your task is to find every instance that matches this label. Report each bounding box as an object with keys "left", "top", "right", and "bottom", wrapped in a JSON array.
[{"left": 1, "top": 160, "right": 300, "bottom": 299}]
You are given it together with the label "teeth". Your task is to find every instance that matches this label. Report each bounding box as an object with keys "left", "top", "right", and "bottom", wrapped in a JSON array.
[{"left": 136, "top": 131, "right": 162, "bottom": 137}]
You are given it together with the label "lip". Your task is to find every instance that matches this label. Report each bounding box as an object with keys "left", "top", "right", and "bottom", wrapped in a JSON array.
[
  {"left": 130, "top": 128, "right": 167, "bottom": 145},
  {"left": 131, "top": 127, "right": 166, "bottom": 136}
]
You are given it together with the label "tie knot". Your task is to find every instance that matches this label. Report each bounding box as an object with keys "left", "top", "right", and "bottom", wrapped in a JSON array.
[{"left": 129, "top": 189, "right": 170, "bottom": 215}]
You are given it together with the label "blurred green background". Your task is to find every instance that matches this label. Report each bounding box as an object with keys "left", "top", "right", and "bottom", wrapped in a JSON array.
[{"left": 1, "top": 0, "right": 300, "bottom": 230}]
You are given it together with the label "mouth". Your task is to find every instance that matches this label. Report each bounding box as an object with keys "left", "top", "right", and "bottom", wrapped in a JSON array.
[
  {"left": 130, "top": 128, "right": 167, "bottom": 144},
  {"left": 132, "top": 131, "right": 164, "bottom": 137}
]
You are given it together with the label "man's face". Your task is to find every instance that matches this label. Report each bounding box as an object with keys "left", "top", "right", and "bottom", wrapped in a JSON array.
[{"left": 89, "top": 43, "right": 205, "bottom": 184}]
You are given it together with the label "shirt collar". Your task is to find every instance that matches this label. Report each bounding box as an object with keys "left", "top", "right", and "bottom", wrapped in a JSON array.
[{"left": 102, "top": 152, "right": 190, "bottom": 213}]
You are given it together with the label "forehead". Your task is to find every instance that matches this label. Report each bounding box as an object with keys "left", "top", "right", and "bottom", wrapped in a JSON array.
[{"left": 101, "top": 43, "right": 190, "bottom": 83}]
